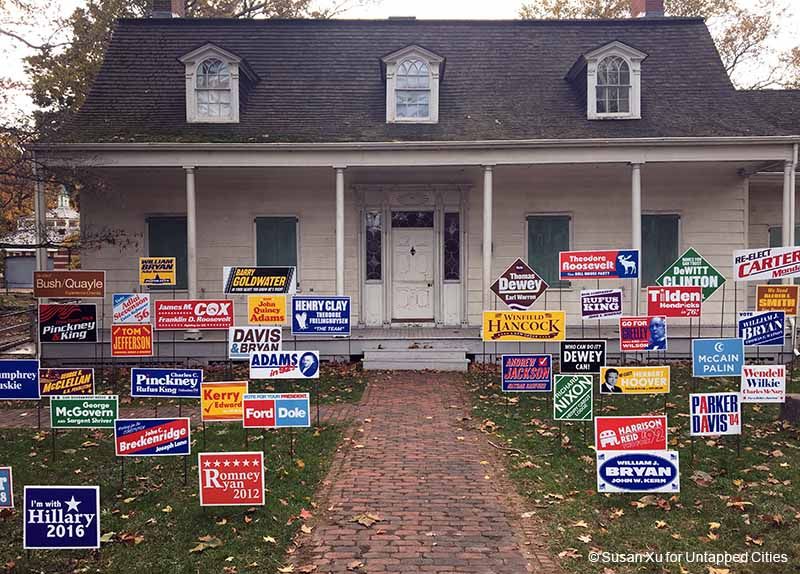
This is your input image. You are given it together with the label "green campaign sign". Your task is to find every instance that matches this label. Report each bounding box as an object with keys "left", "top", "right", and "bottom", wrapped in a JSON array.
[
  {"left": 655, "top": 247, "right": 725, "bottom": 302},
  {"left": 50, "top": 395, "right": 118, "bottom": 429},
  {"left": 553, "top": 375, "right": 593, "bottom": 421}
]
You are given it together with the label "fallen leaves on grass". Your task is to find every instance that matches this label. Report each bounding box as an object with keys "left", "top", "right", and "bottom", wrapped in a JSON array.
[
  {"left": 189, "top": 535, "right": 223, "bottom": 554},
  {"left": 690, "top": 470, "right": 715, "bottom": 487}
]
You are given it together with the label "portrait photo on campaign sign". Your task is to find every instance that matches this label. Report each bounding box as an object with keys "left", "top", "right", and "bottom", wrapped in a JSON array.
[
  {"left": 250, "top": 351, "right": 320, "bottom": 379},
  {"left": 292, "top": 296, "right": 351, "bottom": 335},
  {"left": 24, "top": 486, "right": 100, "bottom": 550},
  {"left": 0, "top": 359, "right": 40, "bottom": 400},
  {"left": 619, "top": 316, "right": 667, "bottom": 352}
]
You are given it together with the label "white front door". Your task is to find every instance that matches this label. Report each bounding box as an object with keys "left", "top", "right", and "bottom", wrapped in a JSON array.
[{"left": 392, "top": 226, "right": 434, "bottom": 321}]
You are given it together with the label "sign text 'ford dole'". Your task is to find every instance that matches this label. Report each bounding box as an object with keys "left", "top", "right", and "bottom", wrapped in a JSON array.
[
  {"left": 139, "top": 257, "right": 176, "bottom": 286},
  {"left": 594, "top": 416, "right": 668, "bottom": 451},
  {"left": 292, "top": 296, "right": 351, "bottom": 335},
  {"left": 112, "top": 293, "right": 150, "bottom": 324},
  {"left": 553, "top": 375, "right": 593, "bottom": 421},
  {"left": 690, "top": 392, "right": 741, "bottom": 436},
  {"left": 199, "top": 452, "right": 265, "bottom": 507},
  {"left": 692, "top": 338, "right": 744, "bottom": 378},
  {"left": 737, "top": 311, "right": 785, "bottom": 347},
  {"left": 741, "top": 365, "right": 785, "bottom": 403},
  {"left": 490, "top": 258, "right": 548, "bottom": 310},
  {"left": 580, "top": 289, "right": 623, "bottom": 320},
  {"left": 619, "top": 316, "right": 667, "bottom": 351},
  {"left": 0, "top": 359, "right": 40, "bottom": 400},
  {"left": 223, "top": 266, "right": 296, "bottom": 294},
  {"left": 131, "top": 368, "right": 202, "bottom": 398},
  {"left": 33, "top": 270, "right": 105, "bottom": 299},
  {"left": 646, "top": 286, "right": 701, "bottom": 318},
  {"left": 560, "top": 340, "right": 606, "bottom": 374},
  {"left": 201, "top": 381, "right": 247, "bottom": 421},
  {"left": 243, "top": 393, "right": 311, "bottom": 428},
  {"left": 482, "top": 311, "right": 565, "bottom": 342},
  {"left": 655, "top": 247, "right": 725, "bottom": 301},
  {"left": 24, "top": 486, "right": 100, "bottom": 550},
  {"left": 597, "top": 451, "right": 680, "bottom": 493},
  {"left": 39, "top": 304, "right": 97, "bottom": 343},
  {"left": 228, "top": 326, "right": 282, "bottom": 360},
  {"left": 733, "top": 247, "right": 800, "bottom": 281},
  {"left": 0, "top": 467, "right": 12, "bottom": 509},
  {"left": 501, "top": 355, "right": 552, "bottom": 392},
  {"left": 39, "top": 368, "right": 94, "bottom": 396},
  {"left": 111, "top": 324, "right": 153, "bottom": 357},
  {"left": 559, "top": 249, "right": 639, "bottom": 280},
  {"left": 155, "top": 300, "right": 234, "bottom": 330},
  {"left": 247, "top": 295, "right": 286, "bottom": 325},
  {"left": 115, "top": 418, "right": 191, "bottom": 456},
  {"left": 250, "top": 351, "right": 320, "bottom": 379},
  {"left": 50, "top": 396, "right": 118, "bottom": 429},
  {"left": 756, "top": 284, "right": 798, "bottom": 316},
  {"left": 600, "top": 366, "right": 670, "bottom": 394}
]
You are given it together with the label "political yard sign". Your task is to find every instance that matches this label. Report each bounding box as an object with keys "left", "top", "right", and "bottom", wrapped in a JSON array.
[
  {"left": 756, "top": 285, "right": 799, "bottom": 316},
  {"left": 0, "top": 359, "right": 40, "bottom": 400},
  {"left": 131, "top": 368, "right": 202, "bottom": 398},
  {"left": 594, "top": 416, "right": 668, "bottom": 452},
  {"left": 619, "top": 316, "right": 667, "bottom": 352},
  {"left": 690, "top": 393, "right": 741, "bottom": 436},
  {"left": 596, "top": 451, "right": 680, "bottom": 494},
  {"left": 201, "top": 381, "right": 248, "bottom": 422},
  {"left": 249, "top": 351, "right": 320, "bottom": 380},
  {"left": 50, "top": 396, "right": 118, "bottom": 429},
  {"left": 24, "top": 486, "right": 100, "bottom": 550},
  {"left": 39, "top": 304, "right": 97, "bottom": 343},
  {"left": 0, "top": 467, "right": 12, "bottom": 509},
  {"left": 482, "top": 311, "right": 566, "bottom": 342},
  {"left": 155, "top": 300, "right": 234, "bottom": 330},
  {"left": 115, "top": 418, "right": 191, "bottom": 456},
  {"left": 646, "top": 286, "right": 701, "bottom": 318},
  {"left": 655, "top": 247, "right": 725, "bottom": 301},
  {"left": 39, "top": 368, "right": 94, "bottom": 396},
  {"left": 692, "top": 338, "right": 745, "bottom": 378},
  {"left": 559, "top": 341, "right": 606, "bottom": 374},
  {"left": 500, "top": 355, "right": 552, "bottom": 392},
  {"left": 112, "top": 293, "right": 150, "bottom": 324},
  {"left": 111, "top": 324, "right": 153, "bottom": 357},
  {"left": 600, "top": 366, "right": 670, "bottom": 395},
  {"left": 490, "top": 258, "right": 548, "bottom": 310},
  {"left": 741, "top": 365, "right": 785, "bottom": 403},
  {"left": 292, "top": 296, "right": 351, "bottom": 335},
  {"left": 228, "top": 326, "right": 282, "bottom": 360},
  {"left": 139, "top": 257, "right": 176, "bottom": 286},
  {"left": 223, "top": 266, "right": 296, "bottom": 294},
  {"left": 243, "top": 393, "right": 311, "bottom": 428},
  {"left": 738, "top": 311, "right": 785, "bottom": 347},
  {"left": 199, "top": 452, "right": 265, "bottom": 507},
  {"left": 580, "top": 289, "right": 623, "bottom": 320},
  {"left": 733, "top": 247, "right": 800, "bottom": 281},
  {"left": 33, "top": 270, "right": 105, "bottom": 299},
  {"left": 553, "top": 375, "right": 593, "bottom": 421},
  {"left": 559, "top": 249, "right": 639, "bottom": 280},
  {"left": 247, "top": 295, "right": 287, "bottom": 325}
]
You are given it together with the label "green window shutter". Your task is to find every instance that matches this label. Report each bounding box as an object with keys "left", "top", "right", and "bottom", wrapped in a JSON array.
[
  {"left": 256, "top": 217, "right": 298, "bottom": 268},
  {"left": 527, "top": 215, "right": 570, "bottom": 288},
  {"left": 767, "top": 226, "right": 800, "bottom": 284},
  {"left": 642, "top": 214, "right": 679, "bottom": 286},
  {"left": 147, "top": 216, "right": 188, "bottom": 290}
]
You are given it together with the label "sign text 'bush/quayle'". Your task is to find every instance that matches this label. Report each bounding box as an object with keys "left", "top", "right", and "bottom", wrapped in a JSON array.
[
  {"left": 114, "top": 418, "right": 191, "bottom": 456},
  {"left": 50, "top": 396, "right": 118, "bottom": 429},
  {"left": 0, "top": 359, "right": 40, "bottom": 400},
  {"left": 250, "top": 351, "right": 320, "bottom": 379},
  {"left": 596, "top": 451, "right": 680, "bottom": 493},
  {"left": 130, "top": 368, "right": 202, "bottom": 398},
  {"left": 291, "top": 296, "right": 351, "bottom": 335}
]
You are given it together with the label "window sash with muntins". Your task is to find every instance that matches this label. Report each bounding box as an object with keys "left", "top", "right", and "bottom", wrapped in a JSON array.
[
  {"left": 255, "top": 217, "right": 298, "bottom": 269},
  {"left": 527, "top": 215, "right": 570, "bottom": 288},
  {"left": 642, "top": 214, "right": 680, "bottom": 286},
  {"left": 147, "top": 215, "right": 188, "bottom": 290}
]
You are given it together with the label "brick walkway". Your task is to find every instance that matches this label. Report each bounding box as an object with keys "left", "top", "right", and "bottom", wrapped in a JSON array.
[{"left": 291, "top": 372, "right": 561, "bottom": 574}]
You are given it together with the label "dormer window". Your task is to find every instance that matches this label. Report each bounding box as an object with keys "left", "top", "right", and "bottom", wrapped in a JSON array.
[
  {"left": 382, "top": 45, "right": 444, "bottom": 124},
  {"left": 596, "top": 56, "right": 630, "bottom": 114},
  {"left": 196, "top": 58, "right": 232, "bottom": 120}
]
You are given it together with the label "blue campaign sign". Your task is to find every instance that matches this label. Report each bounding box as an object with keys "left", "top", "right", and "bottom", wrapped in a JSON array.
[
  {"left": 738, "top": 311, "right": 785, "bottom": 347},
  {"left": 501, "top": 355, "right": 552, "bottom": 392},
  {"left": 291, "top": 296, "right": 351, "bottom": 336},
  {"left": 0, "top": 359, "right": 40, "bottom": 400},
  {"left": 596, "top": 451, "right": 680, "bottom": 493},
  {"left": 0, "top": 467, "right": 13, "bottom": 509},
  {"left": 276, "top": 394, "right": 311, "bottom": 428},
  {"left": 692, "top": 338, "right": 745, "bottom": 378},
  {"left": 114, "top": 418, "right": 191, "bottom": 457},
  {"left": 24, "top": 486, "right": 100, "bottom": 549},
  {"left": 130, "top": 368, "right": 202, "bottom": 398}
]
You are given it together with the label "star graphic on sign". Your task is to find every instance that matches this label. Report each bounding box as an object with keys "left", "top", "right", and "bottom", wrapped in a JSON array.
[
  {"left": 233, "top": 459, "right": 240, "bottom": 467},
  {"left": 242, "top": 459, "right": 250, "bottom": 467},
  {"left": 203, "top": 460, "right": 211, "bottom": 467},
  {"left": 214, "top": 460, "right": 221, "bottom": 467},
  {"left": 223, "top": 460, "right": 230, "bottom": 467},
  {"left": 252, "top": 459, "right": 261, "bottom": 467},
  {"left": 65, "top": 496, "right": 81, "bottom": 512}
]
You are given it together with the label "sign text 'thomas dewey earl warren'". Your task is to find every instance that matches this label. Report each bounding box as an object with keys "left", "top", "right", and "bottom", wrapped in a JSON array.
[{"left": 482, "top": 311, "right": 566, "bottom": 342}]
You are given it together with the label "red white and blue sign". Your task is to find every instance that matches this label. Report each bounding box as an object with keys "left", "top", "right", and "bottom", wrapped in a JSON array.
[
  {"left": 690, "top": 392, "right": 741, "bottom": 436},
  {"left": 596, "top": 451, "right": 680, "bottom": 493},
  {"left": 0, "top": 467, "right": 12, "bottom": 509},
  {"left": 130, "top": 368, "right": 202, "bottom": 398},
  {"left": 737, "top": 311, "right": 785, "bottom": 347},
  {"left": 250, "top": 351, "right": 320, "bottom": 379},
  {"left": 114, "top": 418, "right": 191, "bottom": 457},
  {"left": 291, "top": 296, "right": 351, "bottom": 336},
  {"left": 500, "top": 355, "right": 552, "bottom": 392},
  {"left": 559, "top": 250, "right": 639, "bottom": 280},
  {"left": 0, "top": 359, "right": 40, "bottom": 400},
  {"left": 198, "top": 452, "right": 265, "bottom": 507},
  {"left": 23, "top": 485, "right": 100, "bottom": 549},
  {"left": 242, "top": 393, "right": 311, "bottom": 428}
]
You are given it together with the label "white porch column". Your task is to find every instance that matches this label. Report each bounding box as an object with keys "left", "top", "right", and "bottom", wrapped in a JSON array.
[
  {"left": 32, "top": 155, "right": 48, "bottom": 271},
  {"left": 482, "top": 165, "right": 494, "bottom": 311},
  {"left": 783, "top": 159, "right": 793, "bottom": 248},
  {"left": 335, "top": 167, "right": 345, "bottom": 296},
  {"left": 185, "top": 167, "right": 198, "bottom": 299},
  {"left": 631, "top": 163, "right": 642, "bottom": 314}
]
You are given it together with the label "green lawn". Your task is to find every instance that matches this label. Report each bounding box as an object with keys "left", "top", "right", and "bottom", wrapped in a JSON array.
[{"left": 468, "top": 363, "right": 800, "bottom": 574}]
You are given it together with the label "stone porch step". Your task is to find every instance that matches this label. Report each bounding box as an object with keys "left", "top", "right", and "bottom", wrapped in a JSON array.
[{"left": 362, "top": 348, "right": 470, "bottom": 371}]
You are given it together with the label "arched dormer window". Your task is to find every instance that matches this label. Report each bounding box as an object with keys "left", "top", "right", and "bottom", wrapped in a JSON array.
[
  {"left": 382, "top": 45, "right": 444, "bottom": 124},
  {"left": 596, "top": 56, "right": 630, "bottom": 114},
  {"left": 196, "top": 58, "right": 232, "bottom": 120},
  {"left": 580, "top": 41, "right": 646, "bottom": 120},
  {"left": 396, "top": 59, "right": 430, "bottom": 119}
]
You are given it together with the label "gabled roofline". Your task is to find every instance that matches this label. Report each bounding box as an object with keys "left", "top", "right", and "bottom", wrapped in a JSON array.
[
  {"left": 381, "top": 44, "right": 444, "bottom": 64},
  {"left": 178, "top": 42, "right": 259, "bottom": 82},
  {"left": 584, "top": 40, "right": 647, "bottom": 61}
]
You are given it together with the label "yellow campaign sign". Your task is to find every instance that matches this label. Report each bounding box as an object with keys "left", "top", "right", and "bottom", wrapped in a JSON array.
[
  {"left": 600, "top": 366, "right": 670, "bottom": 395},
  {"left": 139, "top": 257, "right": 176, "bottom": 286},
  {"left": 756, "top": 284, "right": 799, "bottom": 316},
  {"left": 248, "top": 295, "right": 287, "bottom": 325},
  {"left": 482, "top": 310, "right": 566, "bottom": 342},
  {"left": 201, "top": 381, "right": 248, "bottom": 422}
]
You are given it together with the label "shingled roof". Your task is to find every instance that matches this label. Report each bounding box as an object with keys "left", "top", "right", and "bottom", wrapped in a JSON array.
[
  {"left": 56, "top": 17, "right": 793, "bottom": 143},
  {"left": 738, "top": 89, "right": 800, "bottom": 136}
]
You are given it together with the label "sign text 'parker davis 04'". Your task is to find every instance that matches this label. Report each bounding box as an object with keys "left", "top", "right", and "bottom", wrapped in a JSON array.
[
  {"left": 596, "top": 451, "right": 680, "bottom": 494},
  {"left": 600, "top": 366, "right": 670, "bottom": 395},
  {"left": 201, "top": 381, "right": 248, "bottom": 421},
  {"left": 114, "top": 418, "right": 191, "bottom": 456},
  {"left": 482, "top": 311, "right": 566, "bottom": 342},
  {"left": 500, "top": 355, "right": 552, "bottom": 392},
  {"left": 559, "top": 340, "right": 606, "bottom": 374},
  {"left": 243, "top": 393, "right": 311, "bottom": 428},
  {"left": 291, "top": 296, "right": 351, "bottom": 336},
  {"left": 0, "top": 467, "right": 12, "bottom": 509},
  {"left": 655, "top": 247, "right": 725, "bottom": 301},
  {"left": 199, "top": 452, "right": 265, "bottom": 507},
  {"left": 39, "top": 304, "right": 97, "bottom": 343},
  {"left": 24, "top": 486, "right": 100, "bottom": 550},
  {"left": 690, "top": 392, "right": 741, "bottom": 436},
  {"left": 228, "top": 326, "right": 282, "bottom": 360},
  {"left": 247, "top": 295, "right": 286, "bottom": 326},
  {"left": 594, "top": 416, "right": 668, "bottom": 452},
  {"left": 580, "top": 289, "right": 623, "bottom": 320},
  {"left": 112, "top": 293, "right": 150, "bottom": 324},
  {"left": 619, "top": 316, "right": 667, "bottom": 352},
  {"left": 111, "top": 324, "right": 153, "bottom": 357},
  {"left": 50, "top": 396, "right": 118, "bottom": 429},
  {"left": 756, "top": 284, "right": 799, "bottom": 316},
  {"left": 139, "top": 257, "right": 176, "bottom": 286},
  {"left": 490, "top": 258, "right": 548, "bottom": 310},
  {"left": 223, "top": 266, "right": 296, "bottom": 294},
  {"left": 741, "top": 365, "right": 785, "bottom": 403},
  {"left": 733, "top": 246, "right": 800, "bottom": 281},
  {"left": 0, "top": 359, "right": 40, "bottom": 400},
  {"left": 553, "top": 375, "right": 593, "bottom": 421},
  {"left": 250, "top": 351, "right": 320, "bottom": 379},
  {"left": 155, "top": 300, "right": 234, "bottom": 330},
  {"left": 737, "top": 311, "right": 785, "bottom": 347},
  {"left": 33, "top": 270, "right": 105, "bottom": 299},
  {"left": 39, "top": 368, "right": 94, "bottom": 396},
  {"left": 646, "top": 286, "right": 701, "bottom": 318},
  {"left": 131, "top": 368, "right": 202, "bottom": 398},
  {"left": 692, "top": 338, "right": 744, "bottom": 378},
  {"left": 559, "top": 249, "right": 639, "bottom": 280}
]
